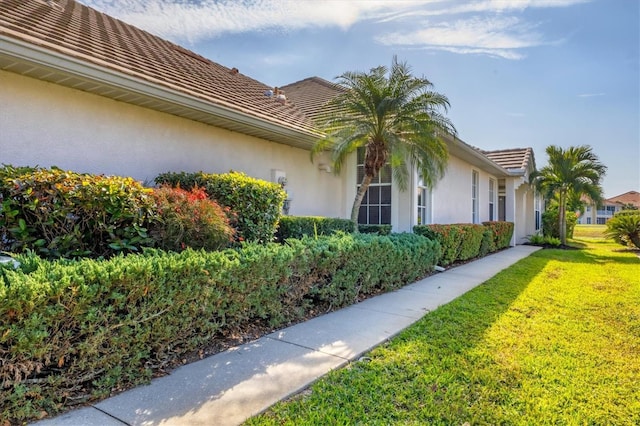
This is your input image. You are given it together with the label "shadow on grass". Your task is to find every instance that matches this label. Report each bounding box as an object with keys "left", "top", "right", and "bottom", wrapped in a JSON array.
[
  {"left": 395, "top": 252, "right": 551, "bottom": 351},
  {"left": 537, "top": 239, "right": 640, "bottom": 265}
]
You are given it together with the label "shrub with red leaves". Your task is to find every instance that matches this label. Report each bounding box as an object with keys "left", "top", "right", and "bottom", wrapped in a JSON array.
[{"left": 150, "top": 186, "right": 235, "bottom": 252}]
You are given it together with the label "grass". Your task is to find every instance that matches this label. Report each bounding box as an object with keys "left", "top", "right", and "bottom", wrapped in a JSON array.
[
  {"left": 574, "top": 224, "right": 607, "bottom": 239},
  {"left": 246, "top": 236, "right": 640, "bottom": 425}
]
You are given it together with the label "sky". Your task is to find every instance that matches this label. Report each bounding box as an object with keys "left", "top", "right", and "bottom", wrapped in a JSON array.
[{"left": 79, "top": 0, "right": 639, "bottom": 199}]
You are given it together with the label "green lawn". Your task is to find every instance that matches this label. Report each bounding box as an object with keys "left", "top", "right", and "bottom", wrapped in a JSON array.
[
  {"left": 574, "top": 224, "right": 607, "bottom": 239},
  {"left": 246, "top": 237, "right": 640, "bottom": 425}
]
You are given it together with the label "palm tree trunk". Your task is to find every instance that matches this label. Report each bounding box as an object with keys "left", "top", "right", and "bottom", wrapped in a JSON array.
[
  {"left": 559, "top": 191, "right": 567, "bottom": 246},
  {"left": 350, "top": 174, "right": 374, "bottom": 231}
]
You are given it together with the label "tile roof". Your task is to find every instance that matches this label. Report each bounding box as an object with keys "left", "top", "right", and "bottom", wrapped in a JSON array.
[
  {"left": 280, "top": 77, "right": 346, "bottom": 124},
  {"left": 0, "top": 0, "right": 318, "bottom": 140},
  {"left": 606, "top": 190, "right": 640, "bottom": 208},
  {"left": 482, "top": 148, "right": 535, "bottom": 171}
]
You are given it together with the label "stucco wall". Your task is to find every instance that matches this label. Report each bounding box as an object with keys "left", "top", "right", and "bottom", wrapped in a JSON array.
[
  {"left": 430, "top": 155, "right": 498, "bottom": 225},
  {"left": 0, "top": 70, "right": 347, "bottom": 218}
]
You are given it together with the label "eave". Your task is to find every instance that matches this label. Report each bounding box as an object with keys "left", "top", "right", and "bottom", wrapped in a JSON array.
[
  {"left": 441, "top": 133, "right": 511, "bottom": 177},
  {"left": 0, "top": 35, "right": 321, "bottom": 150}
]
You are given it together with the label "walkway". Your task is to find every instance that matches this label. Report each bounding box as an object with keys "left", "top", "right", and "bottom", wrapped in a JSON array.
[{"left": 34, "top": 245, "right": 540, "bottom": 426}]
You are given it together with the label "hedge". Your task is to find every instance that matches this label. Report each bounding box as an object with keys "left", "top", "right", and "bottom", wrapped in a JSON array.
[
  {"left": 0, "top": 233, "right": 440, "bottom": 424},
  {"left": 0, "top": 166, "right": 156, "bottom": 259},
  {"left": 482, "top": 221, "right": 514, "bottom": 250},
  {"left": 155, "top": 171, "right": 286, "bottom": 243},
  {"left": 414, "top": 221, "right": 513, "bottom": 266},
  {"left": 358, "top": 224, "right": 393, "bottom": 236},
  {"left": 275, "top": 216, "right": 355, "bottom": 241}
]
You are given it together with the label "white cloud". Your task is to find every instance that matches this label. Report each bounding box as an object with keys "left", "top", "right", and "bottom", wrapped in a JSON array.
[
  {"left": 79, "top": 0, "right": 419, "bottom": 43},
  {"left": 79, "top": 0, "right": 590, "bottom": 58},
  {"left": 376, "top": 0, "right": 589, "bottom": 59},
  {"left": 578, "top": 93, "right": 606, "bottom": 98},
  {"left": 377, "top": 16, "right": 542, "bottom": 59}
]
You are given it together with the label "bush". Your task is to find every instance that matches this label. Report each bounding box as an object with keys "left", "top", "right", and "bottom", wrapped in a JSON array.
[
  {"left": 0, "top": 166, "right": 156, "bottom": 259},
  {"left": 527, "top": 233, "right": 561, "bottom": 247},
  {"left": 276, "top": 216, "right": 355, "bottom": 241},
  {"left": 413, "top": 224, "right": 484, "bottom": 266},
  {"left": 155, "top": 171, "right": 286, "bottom": 243},
  {"left": 542, "top": 208, "right": 577, "bottom": 240},
  {"left": 0, "top": 233, "right": 440, "bottom": 424},
  {"left": 150, "top": 186, "right": 235, "bottom": 251},
  {"left": 605, "top": 211, "right": 640, "bottom": 249},
  {"left": 358, "top": 224, "right": 393, "bottom": 235},
  {"left": 482, "top": 221, "right": 514, "bottom": 249},
  {"left": 479, "top": 227, "right": 496, "bottom": 257}
]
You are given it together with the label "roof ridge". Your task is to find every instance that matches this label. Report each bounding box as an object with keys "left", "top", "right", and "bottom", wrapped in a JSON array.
[{"left": 281, "top": 76, "right": 345, "bottom": 92}]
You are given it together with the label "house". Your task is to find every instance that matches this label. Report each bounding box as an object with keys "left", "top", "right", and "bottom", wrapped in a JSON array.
[
  {"left": 577, "top": 191, "right": 640, "bottom": 224},
  {"left": 0, "top": 0, "right": 540, "bottom": 245}
]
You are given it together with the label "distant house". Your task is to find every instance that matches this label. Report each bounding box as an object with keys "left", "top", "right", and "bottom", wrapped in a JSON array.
[
  {"left": 0, "top": 0, "right": 540, "bottom": 244},
  {"left": 577, "top": 191, "right": 640, "bottom": 224}
]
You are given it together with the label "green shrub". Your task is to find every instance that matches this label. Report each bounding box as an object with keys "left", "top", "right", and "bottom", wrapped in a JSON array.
[
  {"left": 541, "top": 208, "right": 577, "bottom": 240},
  {"left": 0, "top": 166, "right": 156, "bottom": 259},
  {"left": 150, "top": 186, "right": 235, "bottom": 251},
  {"left": 543, "top": 236, "right": 562, "bottom": 247},
  {"left": 413, "top": 224, "right": 484, "bottom": 266},
  {"left": 155, "top": 171, "right": 286, "bottom": 243},
  {"left": 605, "top": 211, "right": 640, "bottom": 248},
  {"left": 276, "top": 216, "right": 355, "bottom": 241},
  {"left": 358, "top": 224, "right": 393, "bottom": 235},
  {"left": 0, "top": 233, "right": 440, "bottom": 424},
  {"left": 479, "top": 227, "right": 496, "bottom": 257},
  {"left": 482, "top": 221, "right": 514, "bottom": 249},
  {"left": 527, "top": 234, "right": 561, "bottom": 247},
  {"left": 527, "top": 234, "right": 545, "bottom": 245}
]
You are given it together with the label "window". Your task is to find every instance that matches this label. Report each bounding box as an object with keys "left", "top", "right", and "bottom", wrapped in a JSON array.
[
  {"left": 597, "top": 217, "right": 606, "bottom": 225},
  {"left": 586, "top": 217, "right": 592, "bottom": 224},
  {"left": 417, "top": 178, "right": 429, "bottom": 225},
  {"left": 357, "top": 148, "right": 392, "bottom": 225},
  {"left": 489, "top": 178, "right": 496, "bottom": 221},
  {"left": 472, "top": 170, "right": 479, "bottom": 224}
]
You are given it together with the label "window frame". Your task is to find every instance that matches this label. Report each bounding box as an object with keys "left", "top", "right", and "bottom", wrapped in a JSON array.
[
  {"left": 489, "top": 178, "right": 496, "bottom": 222},
  {"left": 356, "top": 148, "right": 392, "bottom": 225},
  {"left": 472, "top": 170, "right": 479, "bottom": 224}
]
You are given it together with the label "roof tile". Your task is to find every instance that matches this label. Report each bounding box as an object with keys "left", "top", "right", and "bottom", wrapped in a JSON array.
[
  {"left": 482, "top": 148, "right": 534, "bottom": 171},
  {"left": 0, "top": 0, "right": 316, "bottom": 134}
]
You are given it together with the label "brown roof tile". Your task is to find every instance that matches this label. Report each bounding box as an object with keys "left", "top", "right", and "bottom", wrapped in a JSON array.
[
  {"left": 0, "top": 0, "right": 317, "bottom": 135},
  {"left": 482, "top": 148, "right": 535, "bottom": 171},
  {"left": 606, "top": 191, "right": 640, "bottom": 208},
  {"left": 281, "top": 77, "right": 345, "bottom": 124}
]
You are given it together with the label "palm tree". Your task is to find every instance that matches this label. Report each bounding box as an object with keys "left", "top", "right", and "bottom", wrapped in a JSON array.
[
  {"left": 531, "top": 145, "right": 607, "bottom": 245},
  {"left": 312, "top": 56, "right": 456, "bottom": 227}
]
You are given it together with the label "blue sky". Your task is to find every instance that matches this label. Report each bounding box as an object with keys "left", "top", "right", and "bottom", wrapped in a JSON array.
[{"left": 80, "top": 0, "right": 639, "bottom": 198}]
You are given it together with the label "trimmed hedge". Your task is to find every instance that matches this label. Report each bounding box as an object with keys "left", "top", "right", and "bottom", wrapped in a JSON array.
[
  {"left": 414, "top": 221, "right": 513, "bottom": 266},
  {"left": 155, "top": 171, "right": 286, "bottom": 243},
  {"left": 358, "top": 224, "right": 393, "bottom": 236},
  {"left": 0, "top": 166, "right": 156, "bottom": 259},
  {"left": 276, "top": 216, "right": 355, "bottom": 241},
  {"left": 482, "top": 221, "right": 514, "bottom": 250},
  {"left": 0, "top": 233, "right": 440, "bottom": 424}
]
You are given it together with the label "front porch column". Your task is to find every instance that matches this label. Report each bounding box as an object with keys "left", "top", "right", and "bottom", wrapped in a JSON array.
[{"left": 505, "top": 178, "right": 517, "bottom": 246}]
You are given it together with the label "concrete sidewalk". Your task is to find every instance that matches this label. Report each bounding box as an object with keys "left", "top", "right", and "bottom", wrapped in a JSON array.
[{"left": 34, "top": 245, "right": 540, "bottom": 426}]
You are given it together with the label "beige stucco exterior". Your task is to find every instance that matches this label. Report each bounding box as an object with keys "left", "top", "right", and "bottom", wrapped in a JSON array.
[
  {"left": 0, "top": 70, "right": 349, "bottom": 218},
  {"left": 1, "top": 68, "right": 541, "bottom": 244},
  {"left": 431, "top": 155, "right": 497, "bottom": 225}
]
